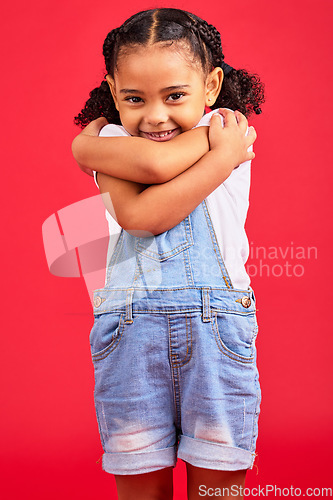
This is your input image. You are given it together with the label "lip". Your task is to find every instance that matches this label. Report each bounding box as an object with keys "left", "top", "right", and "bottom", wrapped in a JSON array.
[{"left": 140, "top": 128, "right": 181, "bottom": 142}]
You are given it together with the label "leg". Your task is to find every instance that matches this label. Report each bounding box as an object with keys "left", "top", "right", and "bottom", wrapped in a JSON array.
[
  {"left": 186, "top": 463, "right": 247, "bottom": 500},
  {"left": 114, "top": 466, "right": 174, "bottom": 500}
]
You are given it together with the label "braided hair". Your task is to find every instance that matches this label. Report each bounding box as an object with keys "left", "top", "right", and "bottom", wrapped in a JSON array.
[{"left": 74, "top": 8, "right": 265, "bottom": 127}]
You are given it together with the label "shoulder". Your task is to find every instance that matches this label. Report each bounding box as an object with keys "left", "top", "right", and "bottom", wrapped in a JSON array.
[
  {"left": 99, "top": 124, "right": 131, "bottom": 137},
  {"left": 194, "top": 108, "right": 235, "bottom": 128},
  {"left": 194, "top": 109, "right": 220, "bottom": 128}
]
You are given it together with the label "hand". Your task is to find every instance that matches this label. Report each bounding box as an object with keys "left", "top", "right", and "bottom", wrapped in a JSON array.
[
  {"left": 80, "top": 117, "right": 109, "bottom": 137},
  {"left": 209, "top": 109, "right": 257, "bottom": 166}
]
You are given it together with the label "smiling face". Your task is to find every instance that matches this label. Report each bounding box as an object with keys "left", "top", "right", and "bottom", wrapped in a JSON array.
[{"left": 106, "top": 43, "right": 223, "bottom": 141}]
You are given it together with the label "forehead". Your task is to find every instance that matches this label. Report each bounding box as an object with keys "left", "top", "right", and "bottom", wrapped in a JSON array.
[{"left": 114, "top": 43, "right": 205, "bottom": 88}]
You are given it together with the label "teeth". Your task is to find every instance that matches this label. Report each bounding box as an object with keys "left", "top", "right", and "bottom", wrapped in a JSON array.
[{"left": 149, "top": 130, "right": 172, "bottom": 138}]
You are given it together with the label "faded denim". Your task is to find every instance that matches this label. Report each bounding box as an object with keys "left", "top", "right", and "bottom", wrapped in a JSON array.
[{"left": 90, "top": 200, "right": 260, "bottom": 475}]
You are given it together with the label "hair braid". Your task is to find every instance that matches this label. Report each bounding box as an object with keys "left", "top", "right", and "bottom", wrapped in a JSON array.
[
  {"left": 193, "top": 18, "right": 224, "bottom": 68},
  {"left": 190, "top": 17, "right": 264, "bottom": 115},
  {"left": 103, "top": 27, "right": 121, "bottom": 74},
  {"left": 73, "top": 27, "right": 122, "bottom": 127}
]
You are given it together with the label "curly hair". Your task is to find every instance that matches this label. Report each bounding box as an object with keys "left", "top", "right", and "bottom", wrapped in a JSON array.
[{"left": 74, "top": 8, "right": 265, "bottom": 127}]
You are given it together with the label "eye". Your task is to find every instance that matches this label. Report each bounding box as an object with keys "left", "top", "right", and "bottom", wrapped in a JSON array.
[
  {"left": 125, "top": 96, "right": 143, "bottom": 103},
  {"left": 167, "top": 92, "right": 185, "bottom": 102}
]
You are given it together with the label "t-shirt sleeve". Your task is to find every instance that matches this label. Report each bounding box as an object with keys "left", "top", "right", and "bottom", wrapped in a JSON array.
[
  {"left": 194, "top": 109, "right": 220, "bottom": 128},
  {"left": 93, "top": 124, "right": 131, "bottom": 187}
]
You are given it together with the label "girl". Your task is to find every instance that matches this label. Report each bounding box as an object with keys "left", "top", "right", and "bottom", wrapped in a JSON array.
[{"left": 72, "top": 8, "right": 264, "bottom": 500}]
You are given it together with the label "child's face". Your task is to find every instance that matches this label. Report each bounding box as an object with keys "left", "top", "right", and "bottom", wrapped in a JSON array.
[{"left": 106, "top": 44, "right": 222, "bottom": 141}]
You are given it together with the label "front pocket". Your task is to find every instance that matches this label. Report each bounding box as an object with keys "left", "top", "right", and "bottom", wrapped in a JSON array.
[
  {"left": 134, "top": 216, "right": 193, "bottom": 262},
  {"left": 90, "top": 313, "right": 125, "bottom": 361},
  {"left": 211, "top": 310, "right": 257, "bottom": 363}
]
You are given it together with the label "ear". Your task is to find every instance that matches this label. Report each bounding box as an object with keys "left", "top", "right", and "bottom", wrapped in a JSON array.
[
  {"left": 106, "top": 74, "right": 119, "bottom": 111},
  {"left": 205, "top": 67, "right": 223, "bottom": 107}
]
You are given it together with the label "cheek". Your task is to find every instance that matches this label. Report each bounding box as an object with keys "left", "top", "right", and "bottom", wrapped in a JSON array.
[
  {"left": 118, "top": 108, "right": 140, "bottom": 135},
  {"left": 182, "top": 104, "right": 205, "bottom": 128},
  {"left": 119, "top": 108, "right": 134, "bottom": 125}
]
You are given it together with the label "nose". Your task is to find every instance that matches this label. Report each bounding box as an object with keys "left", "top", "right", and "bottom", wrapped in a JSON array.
[{"left": 144, "top": 103, "right": 168, "bottom": 127}]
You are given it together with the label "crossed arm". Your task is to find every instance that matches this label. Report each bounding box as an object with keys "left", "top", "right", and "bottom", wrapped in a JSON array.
[
  {"left": 72, "top": 110, "right": 256, "bottom": 235},
  {"left": 72, "top": 119, "right": 211, "bottom": 184}
]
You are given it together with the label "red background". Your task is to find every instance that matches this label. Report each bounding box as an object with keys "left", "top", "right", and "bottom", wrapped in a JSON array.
[{"left": 1, "top": 0, "right": 333, "bottom": 497}]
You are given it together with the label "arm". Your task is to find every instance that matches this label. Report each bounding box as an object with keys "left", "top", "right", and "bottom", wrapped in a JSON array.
[
  {"left": 72, "top": 119, "right": 210, "bottom": 184},
  {"left": 97, "top": 110, "right": 256, "bottom": 236}
]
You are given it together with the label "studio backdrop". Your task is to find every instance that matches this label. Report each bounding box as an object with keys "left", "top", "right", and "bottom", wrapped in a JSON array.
[{"left": 1, "top": 0, "right": 332, "bottom": 498}]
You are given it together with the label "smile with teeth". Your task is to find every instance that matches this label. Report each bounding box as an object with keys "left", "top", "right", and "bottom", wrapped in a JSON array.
[{"left": 145, "top": 129, "right": 175, "bottom": 137}]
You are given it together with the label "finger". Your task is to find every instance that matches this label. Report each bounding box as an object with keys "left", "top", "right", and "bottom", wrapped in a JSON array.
[
  {"left": 234, "top": 110, "right": 249, "bottom": 133},
  {"left": 244, "top": 151, "right": 256, "bottom": 161},
  {"left": 234, "top": 110, "right": 241, "bottom": 124},
  {"left": 210, "top": 112, "right": 224, "bottom": 127},
  {"left": 246, "top": 125, "right": 257, "bottom": 143},
  {"left": 218, "top": 108, "right": 238, "bottom": 127},
  {"left": 234, "top": 109, "right": 246, "bottom": 121},
  {"left": 95, "top": 117, "right": 109, "bottom": 126},
  {"left": 82, "top": 117, "right": 109, "bottom": 136}
]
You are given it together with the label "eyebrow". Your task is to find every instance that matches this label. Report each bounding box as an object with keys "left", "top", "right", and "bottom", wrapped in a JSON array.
[{"left": 119, "top": 84, "right": 191, "bottom": 94}]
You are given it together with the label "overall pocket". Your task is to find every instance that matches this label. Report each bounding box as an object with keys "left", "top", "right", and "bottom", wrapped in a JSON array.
[
  {"left": 135, "top": 216, "right": 193, "bottom": 262},
  {"left": 90, "top": 313, "right": 125, "bottom": 361},
  {"left": 211, "top": 310, "right": 258, "bottom": 364}
]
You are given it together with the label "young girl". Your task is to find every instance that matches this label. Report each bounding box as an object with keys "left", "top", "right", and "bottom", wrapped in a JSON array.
[{"left": 72, "top": 8, "right": 264, "bottom": 500}]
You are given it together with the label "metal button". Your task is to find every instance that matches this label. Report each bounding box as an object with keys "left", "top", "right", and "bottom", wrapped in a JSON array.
[
  {"left": 241, "top": 296, "right": 251, "bottom": 308},
  {"left": 94, "top": 296, "right": 102, "bottom": 308}
]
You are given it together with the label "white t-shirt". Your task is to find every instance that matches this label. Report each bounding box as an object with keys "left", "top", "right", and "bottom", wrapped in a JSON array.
[{"left": 94, "top": 109, "right": 251, "bottom": 290}]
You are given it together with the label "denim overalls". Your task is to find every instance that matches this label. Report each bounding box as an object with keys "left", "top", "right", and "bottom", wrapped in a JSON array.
[{"left": 90, "top": 199, "right": 260, "bottom": 475}]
